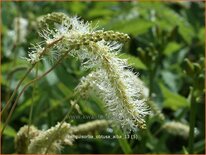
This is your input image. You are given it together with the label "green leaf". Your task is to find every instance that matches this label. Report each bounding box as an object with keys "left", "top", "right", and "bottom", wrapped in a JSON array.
[
  {"left": 198, "top": 28, "right": 205, "bottom": 44},
  {"left": 160, "top": 83, "right": 189, "bottom": 110},
  {"left": 164, "top": 42, "right": 181, "bottom": 56},
  {"left": 79, "top": 100, "right": 96, "bottom": 115},
  {"left": 179, "top": 25, "right": 195, "bottom": 44},
  {"left": 13, "top": 96, "right": 40, "bottom": 120},
  {"left": 143, "top": 4, "right": 195, "bottom": 43},
  {"left": 57, "top": 82, "right": 73, "bottom": 97},
  {"left": 67, "top": 2, "right": 87, "bottom": 14},
  {"left": 182, "top": 146, "right": 189, "bottom": 154},
  {"left": 113, "top": 128, "right": 132, "bottom": 154},
  {"left": 118, "top": 53, "right": 147, "bottom": 70},
  {"left": 109, "top": 19, "right": 153, "bottom": 35},
  {"left": 194, "top": 139, "right": 205, "bottom": 153},
  {"left": 1, "top": 123, "right": 16, "bottom": 137},
  {"left": 88, "top": 9, "right": 113, "bottom": 18}
]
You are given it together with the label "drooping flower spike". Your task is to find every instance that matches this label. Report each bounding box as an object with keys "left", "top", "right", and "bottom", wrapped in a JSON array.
[{"left": 26, "top": 12, "right": 150, "bottom": 131}]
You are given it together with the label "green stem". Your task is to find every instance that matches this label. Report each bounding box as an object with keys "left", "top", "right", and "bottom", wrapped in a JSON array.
[
  {"left": 44, "top": 102, "right": 76, "bottom": 154},
  {"left": 1, "top": 64, "right": 36, "bottom": 115},
  {"left": 2, "top": 34, "right": 64, "bottom": 115},
  {"left": 28, "top": 63, "right": 39, "bottom": 137},
  {"left": 5, "top": 66, "right": 27, "bottom": 107},
  {"left": 148, "top": 56, "right": 159, "bottom": 98},
  {"left": 1, "top": 50, "right": 70, "bottom": 135},
  {"left": 188, "top": 87, "right": 196, "bottom": 154},
  {"left": 149, "top": 69, "right": 154, "bottom": 98},
  {"left": 35, "top": 95, "right": 72, "bottom": 122}
]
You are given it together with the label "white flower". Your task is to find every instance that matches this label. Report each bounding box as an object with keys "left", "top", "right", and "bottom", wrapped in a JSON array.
[
  {"left": 28, "top": 122, "right": 73, "bottom": 154},
  {"left": 162, "top": 121, "right": 199, "bottom": 139},
  {"left": 26, "top": 12, "right": 150, "bottom": 131},
  {"left": 16, "top": 120, "right": 109, "bottom": 153},
  {"left": 76, "top": 68, "right": 149, "bottom": 132}
]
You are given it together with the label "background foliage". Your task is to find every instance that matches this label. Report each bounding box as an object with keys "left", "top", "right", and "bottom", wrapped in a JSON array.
[{"left": 1, "top": 1, "right": 205, "bottom": 154}]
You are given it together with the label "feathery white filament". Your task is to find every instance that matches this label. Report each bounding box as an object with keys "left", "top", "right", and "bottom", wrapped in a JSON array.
[{"left": 26, "top": 12, "right": 150, "bottom": 131}]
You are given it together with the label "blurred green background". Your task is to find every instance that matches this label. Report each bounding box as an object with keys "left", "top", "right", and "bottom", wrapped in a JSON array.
[{"left": 1, "top": 1, "right": 205, "bottom": 154}]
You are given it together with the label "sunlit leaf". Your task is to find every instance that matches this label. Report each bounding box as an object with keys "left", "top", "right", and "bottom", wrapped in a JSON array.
[
  {"left": 1, "top": 123, "right": 16, "bottom": 137},
  {"left": 164, "top": 42, "right": 181, "bottom": 56}
]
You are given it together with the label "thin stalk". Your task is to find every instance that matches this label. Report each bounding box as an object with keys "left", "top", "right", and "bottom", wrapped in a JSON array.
[
  {"left": 1, "top": 35, "right": 64, "bottom": 115},
  {"left": 5, "top": 66, "right": 27, "bottom": 105},
  {"left": 34, "top": 95, "right": 72, "bottom": 122},
  {"left": 44, "top": 102, "right": 76, "bottom": 154},
  {"left": 4, "top": 16, "right": 22, "bottom": 112},
  {"left": 27, "top": 63, "right": 39, "bottom": 137},
  {"left": 1, "top": 50, "right": 70, "bottom": 135},
  {"left": 1, "top": 64, "right": 36, "bottom": 115},
  {"left": 148, "top": 56, "right": 159, "bottom": 98},
  {"left": 188, "top": 87, "right": 196, "bottom": 154},
  {"left": 148, "top": 69, "right": 154, "bottom": 98}
]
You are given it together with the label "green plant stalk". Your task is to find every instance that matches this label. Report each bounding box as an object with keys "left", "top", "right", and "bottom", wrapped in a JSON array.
[
  {"left": 1, "top": 50, "right": 70, "bottom": 135},
  {"left": 3, "top": 16, "right": 26, "bottom": 113},
  {"left": 1, "top": 36, "right": 64, "bottom": 115},
  {"left": 5, "top": 66, "right": 27, "bottom": 106},
  {"left": 149, "top": 62, "right": 158, "bottom": 98},
  {"left": 188, "top": 87, "right": 196, "bottom": 154},
  {"left": 1, "top": 64, "right": 36, "bottom": 115},
  {"left": 149, "top": 69, "right": 154, "bottom": 98},
  {"left": 28, "top": 63, "right": 39, "bottom": 138},
  {"left": 34, "top": 95, "right": 72, "bottom": 122},
  {"left": 44, "top": 101, "right": 76, "bottom": 154}
]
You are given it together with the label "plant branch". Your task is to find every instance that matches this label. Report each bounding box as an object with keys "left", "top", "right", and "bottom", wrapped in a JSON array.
[
  {"left": 27, "top": 63, "right": 39, "bottom": 139},
  {"left": 44, "top": 101, "right": 76, "bottom": 154},
  {"left": 1, "top": 50, "right": 70, "bottom": 135},
  {"left": 1, "top": 64, "right": 36, "bottom": 115},
  {"left": 1, "top": 35, "right": 64, "bottom": 115},
  {"left": 188, "top": 87, "right": 196, "bottom": 154}
]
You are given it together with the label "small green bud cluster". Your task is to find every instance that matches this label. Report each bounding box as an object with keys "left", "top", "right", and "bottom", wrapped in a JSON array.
[
  {"left": 182, "top": 58, "right": 204, "bottom": 103},
  {"left": 80, "top": 31, "right": 130, "bottom": 45},
  {"left": 37, "top": 12, "right": 70, "bottom": 28},
  {"left": 27, "top": 13, "right": 130, "bottom": 65},
  {"left": 64, "top": 31, "right": 129, "bottom": 47}
]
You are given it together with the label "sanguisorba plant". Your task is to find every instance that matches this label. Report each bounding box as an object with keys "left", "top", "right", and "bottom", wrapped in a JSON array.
[{"left": 3, "top": 12, "right": 150, "bottom": 150}]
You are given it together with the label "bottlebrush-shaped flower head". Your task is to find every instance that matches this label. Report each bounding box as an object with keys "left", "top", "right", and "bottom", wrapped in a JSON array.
[
  {"left": 26, "top": 12, "right": 150, "bottom": 131},
  {"left": 28, "top": 122, "right": 73, "bottom": 154},
  {"left": 16, "top": 120, "right": 110, "bottom": 153},
  {"left": 76, "top": 68, "right": 150, "bottom": 132},
  {"left": 26, "top": 12, "right": 129, "bottom": 64}
]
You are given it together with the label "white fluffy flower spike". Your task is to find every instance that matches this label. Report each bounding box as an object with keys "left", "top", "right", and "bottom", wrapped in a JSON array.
[{"left": 27, "top": 12, "right": 150, "bottom": 131}]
